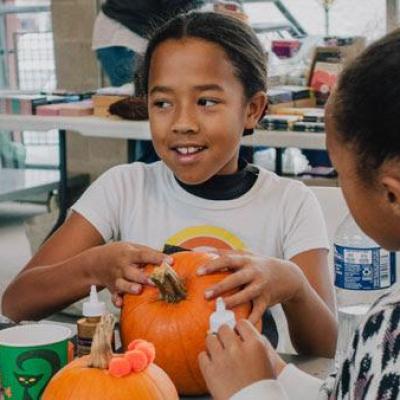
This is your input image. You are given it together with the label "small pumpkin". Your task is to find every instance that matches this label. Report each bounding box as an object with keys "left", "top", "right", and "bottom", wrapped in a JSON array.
[
  {"left": 42, "top": 315, "right": 178, "bottom": 400},
  {"left": 120, "top": 251, "right": 260, "bottom": 395}
]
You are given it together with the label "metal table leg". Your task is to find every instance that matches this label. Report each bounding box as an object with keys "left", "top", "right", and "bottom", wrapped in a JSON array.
[
  {"left": 46, "top": 129, "right": 67, "bottom": 238},
  {"left": 127, "top": 139, "right": 136, "bottom": 163},
  {"left": 275, "top": 147, "right": 283, "bottom": 176}
]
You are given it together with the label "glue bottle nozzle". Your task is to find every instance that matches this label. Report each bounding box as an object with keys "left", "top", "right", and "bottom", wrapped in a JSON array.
[
  {"left": 83, "top": 284, "right": 106, "bottom": 317},
  {"left": 209, "top": 297, "right": 236, "bottom": 334},
  {"left": 89, "top": 285, "right": 97, "bottom": 302},
  {"left": 216, "top": 297, "right": 225, "bottom": 312}
]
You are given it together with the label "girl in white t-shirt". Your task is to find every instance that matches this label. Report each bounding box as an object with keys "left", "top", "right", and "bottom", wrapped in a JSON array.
[
  {"left": 199, "top": 29, "right": 400, "bottom": 400},
  {"left": 2, "top": 12, "right": 336, "bottom": 358}
]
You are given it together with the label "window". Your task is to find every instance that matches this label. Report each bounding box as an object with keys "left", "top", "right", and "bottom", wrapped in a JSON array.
[
  {"left": 245, "top": 0, "right": 387, "bottom": 41},
  {"left": 1, "top": 0, "right": 58, "bottom": 168}
]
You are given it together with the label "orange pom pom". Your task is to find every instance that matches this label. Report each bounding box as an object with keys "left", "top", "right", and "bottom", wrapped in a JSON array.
[
  {"left": 109, "top": 357, "right": 131, "bottom": 377},
  {"left": 135, "top": 342, "right": 156, "bottom": 364},
  {"left": 127, "top": 339, "right": 148, "bottom": 351},
  {"left": 125, "top": 350, "right": 148, "bottom": 372}
]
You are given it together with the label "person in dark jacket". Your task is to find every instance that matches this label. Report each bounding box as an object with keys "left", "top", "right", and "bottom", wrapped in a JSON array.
[{"left": 92, "top": 0, "right": 204, "bottom": 162}]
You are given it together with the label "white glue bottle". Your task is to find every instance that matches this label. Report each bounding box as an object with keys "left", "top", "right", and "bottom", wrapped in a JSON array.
[
  {"left": 209, "top": 297, "right": 236, "bottom": 334},
  {"left": 77, "top": 285, "right": 106, "bottom": 356}
]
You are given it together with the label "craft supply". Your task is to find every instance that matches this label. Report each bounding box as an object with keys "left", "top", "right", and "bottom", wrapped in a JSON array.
[
  {"left": 272, "top": 39, "right": 301, "bottom": 58},
  {"left": 40, "top": 90, "right": 95, "bottom": 100},
  {"left": 268, "top": 101, "right": 295, "bottom": 114},
  {"left": 267, "top": 88, "right": 293, "bottom": 104},
  {"left": 58, "top": 100, "right": 94, "bottom": 116},
  {"left": 209, "top": 297, "right": 236, "bottom": 334},
  {"left": 43, "top": 316, "right": 178, "bottom": 400},
  {"left": 36, "top": 103, "right": 65, "bottom": 116},
  {"left": 302, "top": 110, "right": 325, "bottom": 123},
  {"left": 293, "top": 97, "right": 317, "bottom": 108},
  {"left": 92, "top": 95, "right": 127, "bottom": 117},
  {"left": 273, "top": 85, "right": 312, "bottom": 100},
  {"left": 77, "top": 285, "right": 106, "bottom": 357},
  {"left": 292, "top": 121, "right": 325, "bottom": 132},
  {"left": 6, "top": 95, "right": 47, "bottom": 115},
  {"left": 260, "top": 115, "right": 301, "bottom": 130}
]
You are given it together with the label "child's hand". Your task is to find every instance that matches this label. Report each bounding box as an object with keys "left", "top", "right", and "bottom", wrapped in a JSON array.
[
  {"left": 93, "top": 242, "right": 172, "bottom": 307},
  {"left": 197, "top": 254, "right": 306, "bottom": 323},
  {"left": 199, "top": 319, "right": 275, "bottom": 400}
]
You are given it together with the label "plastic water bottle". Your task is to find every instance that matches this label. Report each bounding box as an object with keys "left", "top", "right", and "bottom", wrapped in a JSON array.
[{"left": 334, "top": 213, "right": 396, "bottom": 363}]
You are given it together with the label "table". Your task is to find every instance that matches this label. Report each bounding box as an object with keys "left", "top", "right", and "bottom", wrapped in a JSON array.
[
  {"left": 0, "top": 352, "right": 333, "bottom": 400},
  {"left": 0, "top": 168, "right": 59, "bottom": 202},
  {"left": 0, "top": 114, "right": 326, "bottom": 232},
  {"left": 0, "top": 115, "right": 326, "bottom": 149},
  {"left": 37, "top": 316, "right": 337, "bottom": 398},
  {"left": 49, "top": 317, "right": 334, "bottom": 399},
  {"left": 0, "top": 312, "right": 335, "bottom": 400}
]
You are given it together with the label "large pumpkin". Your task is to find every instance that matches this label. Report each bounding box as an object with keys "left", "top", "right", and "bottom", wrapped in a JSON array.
[
  {"left": 120, "top": 251, "right": 259, "bottom": 395},
  {"left": 43, "top": 315, "right": 178, "bottom": 400}
]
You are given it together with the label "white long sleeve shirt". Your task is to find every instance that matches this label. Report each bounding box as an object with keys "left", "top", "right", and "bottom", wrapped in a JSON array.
[
  {"left": 232, "top": 283, "right": 400, "bottom": 399},
  {"left": 231, "top": 364, "right": 323, "bottom": 400}
]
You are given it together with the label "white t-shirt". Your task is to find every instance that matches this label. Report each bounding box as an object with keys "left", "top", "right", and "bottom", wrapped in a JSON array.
[
  {"left": 92, "top": 11, "right": 148, "bottom": 53},
  {"left": 72, "top": 161, "right": 329, "bottom": 351}
]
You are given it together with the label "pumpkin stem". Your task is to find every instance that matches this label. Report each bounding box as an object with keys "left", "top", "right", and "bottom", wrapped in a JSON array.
[
  {"left": 88, "top": 314, "right": 116, "bottom": 369},
  {"left": 150, "top": 262, "right": 187, "bottom": 303}
]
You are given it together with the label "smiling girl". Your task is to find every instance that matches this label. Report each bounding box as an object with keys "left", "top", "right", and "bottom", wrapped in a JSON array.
[{"left": 2, "top": 12, "right": 336, "bottom": 358}]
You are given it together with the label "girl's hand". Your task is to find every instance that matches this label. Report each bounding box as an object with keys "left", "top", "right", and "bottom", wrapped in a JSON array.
[
  {"left": 92, "top": 242, "right": 172, "bottom": 307},
  {"left": 197, "top": 253, "right": 307, "bottom": 323},
  {"left": 199, "top": 319, "right": 275, "bottom": 400}
]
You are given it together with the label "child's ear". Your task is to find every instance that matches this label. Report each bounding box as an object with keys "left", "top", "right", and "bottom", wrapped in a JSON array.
[
  {"left": 245, "top": 91, "right": 267, "bottom": 129},
  {"left": 381, "top": 175, "right": 400, "bottom": 216}
]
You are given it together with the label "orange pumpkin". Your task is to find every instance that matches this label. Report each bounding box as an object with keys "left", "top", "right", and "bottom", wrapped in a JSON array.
[
  {"left": 43, "top": 315, "right": 178, "bottom": 400},
  {"left": 120, "top": 251, "right": 260, "bottom": 395}
]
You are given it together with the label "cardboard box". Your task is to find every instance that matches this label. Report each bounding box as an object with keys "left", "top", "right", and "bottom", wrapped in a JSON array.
[
  {"left": 294, "top": 97, "right": 317, "bottom": 108},
  {"left": 307, "top": 37, "right": 366, "bottom": 105},
  {"left": 92, "top": 95, "right": 127, "bottom": 117},
  {"left": 36, "top": 103, "right": 64, "bottom": 116},
  {"left": 58, "top": 100, "right": 94, "bottom": 116},
  {"left": 8, "top": 95, "right": 47, "bottom": 115}
]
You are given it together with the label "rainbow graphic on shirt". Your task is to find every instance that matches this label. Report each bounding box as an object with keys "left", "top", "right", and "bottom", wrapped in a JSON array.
[{"left": 165, "top": 225, "right": 246, "bottom": 253}]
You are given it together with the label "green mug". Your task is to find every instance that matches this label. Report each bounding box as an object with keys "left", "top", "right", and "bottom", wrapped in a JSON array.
[{"left": 0, "top": 323, "right": 72, "bottom": 399}]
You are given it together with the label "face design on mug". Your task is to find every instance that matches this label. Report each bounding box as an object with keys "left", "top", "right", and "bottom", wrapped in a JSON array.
[
  {"left": 14, "top": 372, "right": 44, "bottom": 388},
  {"left": 12, "top": 349, "right": 61, "bottom": 399}
]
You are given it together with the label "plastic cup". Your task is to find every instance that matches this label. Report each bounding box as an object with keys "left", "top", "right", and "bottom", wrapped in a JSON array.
[{"left": 0, "top": 324, "right": 71, "bottom": 399}]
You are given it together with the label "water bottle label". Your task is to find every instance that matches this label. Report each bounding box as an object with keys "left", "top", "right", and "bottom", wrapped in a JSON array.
[{"left": 334, "top": 245, "right": 396, "bottom": 290}]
